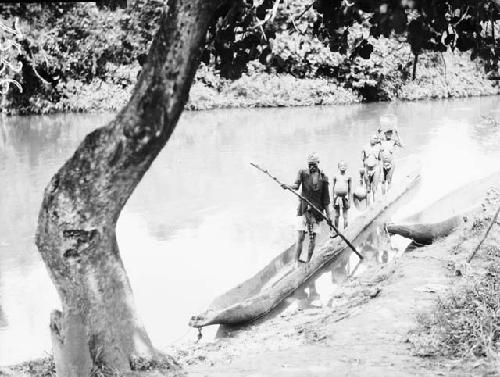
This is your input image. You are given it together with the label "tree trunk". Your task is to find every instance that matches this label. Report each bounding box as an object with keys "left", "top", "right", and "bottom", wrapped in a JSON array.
[
  {"left": 35, "top": 0, "right": 225, "bottom": 375},
  {"left": 412, "top": 53, "right": 418, "bottom": 80}
]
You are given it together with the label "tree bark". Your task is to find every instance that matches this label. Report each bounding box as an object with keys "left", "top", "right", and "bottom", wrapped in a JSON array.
[
  {"left": 412, "top": 53, "right": 418, "bottom": 80},
  {"left": 35, "top": 0, "right": 225, "bottom": 375}
]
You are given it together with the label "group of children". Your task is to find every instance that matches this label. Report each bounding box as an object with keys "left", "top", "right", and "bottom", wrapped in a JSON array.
[{"left": 331, "top": 114, "right": 403, "bottom": 230}]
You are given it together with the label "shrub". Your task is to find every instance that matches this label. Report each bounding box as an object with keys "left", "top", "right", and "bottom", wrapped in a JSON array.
[{"left": 411, "top": 266, "right": 500, "bottom": 359}]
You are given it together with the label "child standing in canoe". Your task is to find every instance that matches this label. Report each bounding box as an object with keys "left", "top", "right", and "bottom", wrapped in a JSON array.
[
  {"left": 332, "top": 161, "right": 352, "bottom": 229},
  {"left": 353, "top": 168, "right": 367, "bottom": 210},
  {"left": 362, "top": 135, "right": 381, "bottom": 205}
]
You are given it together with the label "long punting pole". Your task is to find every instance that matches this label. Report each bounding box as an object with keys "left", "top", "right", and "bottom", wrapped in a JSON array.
[{"left": 250, "top": 162, "right": 363, "bottom": 260}]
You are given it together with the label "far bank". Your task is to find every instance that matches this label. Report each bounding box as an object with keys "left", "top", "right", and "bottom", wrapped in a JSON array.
[{"left": 3, "top": 50, "right": 499, "bottom": 116}]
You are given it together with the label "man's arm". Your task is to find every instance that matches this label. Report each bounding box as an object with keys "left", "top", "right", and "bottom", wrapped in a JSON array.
[
  {"left": 395, "top": 136, "right": 403, "bottom": 148},
  {"left": 282, "top": 170, "right": 302, "bottom": 190},
  {"left": 332, "top": 176, "right": 337, "bottom": 198},
  {"left": 322, "top": 178, "right": 331, "bottom": 220},
  {"left": 324, "top": 206, "right": 331, "bottom": 221},
  {"left": 347, "top": 177, "right": 352, "bottom": 202},
  {"left": 394, "top": 128, "right": 404, "bottom": 148}
]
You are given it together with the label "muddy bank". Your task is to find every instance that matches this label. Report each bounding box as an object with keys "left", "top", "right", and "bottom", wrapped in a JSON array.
[{"left": 165, "top": 200, "right": 500, "bottom": 376}]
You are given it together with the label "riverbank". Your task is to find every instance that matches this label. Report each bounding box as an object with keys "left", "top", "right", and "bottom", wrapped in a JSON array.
[
  {"left": 186, "top": 50, "right": 499, "bottom": 111},
  {"left": 3, "top": 1, "right": 499, "bottom": 116},
  {"left": 3, "top": 193, "right": 499, "bottom": 376},
  {"left": 172, "top": 193, "right": 500, "bottom": 376},
  {"left": 6, "top": 50, "right": 498, "bottom": 116}
]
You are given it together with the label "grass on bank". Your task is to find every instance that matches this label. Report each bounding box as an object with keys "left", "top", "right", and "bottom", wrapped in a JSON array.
[
  {"left": 0, "top": 357, "right": 55, "bottom": 377},
  {"left": 410, "top": 196, "right": 500, "bottom": 362},
  {"left": 412, "top": 264, "right": 500, "bottom": 359}
]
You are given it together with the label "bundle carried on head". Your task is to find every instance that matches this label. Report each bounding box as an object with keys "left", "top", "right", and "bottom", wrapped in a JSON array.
[{"left": 380, "top": 113, "right": 398, "bottom": 133}]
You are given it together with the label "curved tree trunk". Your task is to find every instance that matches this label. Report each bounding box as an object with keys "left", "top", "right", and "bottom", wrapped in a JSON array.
[{"left": 35, "top": 1, "right": 225, "bottom": 375}]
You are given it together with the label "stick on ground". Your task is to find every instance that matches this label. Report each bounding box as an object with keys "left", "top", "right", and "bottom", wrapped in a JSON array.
[{"left": 466, "top": 203, "right": 500, "bottom": 263}]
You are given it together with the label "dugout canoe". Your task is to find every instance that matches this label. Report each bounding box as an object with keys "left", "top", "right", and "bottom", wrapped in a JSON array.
[
  {"left": 188, "top": 166, "right": 421, "bottom": 328},
  {"left": 386, "top": 170, "right": 500, "bottom": 245},
  {"left": 386, "top": 214, "right": 467, "bottom": 245}
]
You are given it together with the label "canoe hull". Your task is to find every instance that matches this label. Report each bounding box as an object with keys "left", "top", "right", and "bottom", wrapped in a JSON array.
[
  {"left": 386, "top": 170, "right": 500, "bottom": 245},
  {"left": 386, "top": 215, "right": 463, "bottom": 245}
]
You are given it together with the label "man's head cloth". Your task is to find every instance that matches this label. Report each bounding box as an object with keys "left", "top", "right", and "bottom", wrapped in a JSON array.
[{"left": 307, "top": 153, "right": 320, "bottom": 165}]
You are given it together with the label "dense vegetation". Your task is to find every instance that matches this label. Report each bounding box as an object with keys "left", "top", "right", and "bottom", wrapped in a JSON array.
[{"left": 0, "top": 0, "right": 498, "bottom": 115}]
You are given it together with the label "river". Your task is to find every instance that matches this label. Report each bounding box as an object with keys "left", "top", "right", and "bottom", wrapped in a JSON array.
[{"left": 1, "top": 96, "right": 499, "bottom": 365}]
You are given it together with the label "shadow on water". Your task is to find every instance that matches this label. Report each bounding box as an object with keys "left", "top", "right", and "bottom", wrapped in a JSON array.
[
  {"left": 404, "top": 241, "right": 426, "bottom": 253},
  {"left": 0, "top": 305, "right": 7, "bottom": 328}
]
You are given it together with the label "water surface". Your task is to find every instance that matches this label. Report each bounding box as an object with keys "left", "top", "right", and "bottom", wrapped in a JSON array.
[{"left": 1, "top": 96, "right": 499, "bottom": 365}]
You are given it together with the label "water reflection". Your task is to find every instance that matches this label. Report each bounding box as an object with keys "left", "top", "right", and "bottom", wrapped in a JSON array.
[
  {"left": 281, "top": 220, "right": 402, "bottom": 312},
  {"left": 295, "top": 280, "right": 322, "bottom": 309},
  {"left": 0, "top": 305, "right": 7, "bottom": 328}
]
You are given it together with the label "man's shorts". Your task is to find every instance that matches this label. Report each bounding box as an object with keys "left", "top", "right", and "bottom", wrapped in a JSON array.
[
  {"left": 382, "top": 161, "right": 394, "bottom": 181},
  {"left": 296, "top": 215, "right": 321, "bottom": 234},
  {"left": 333, "top": 194, "right": 349, "bottom": 209}
]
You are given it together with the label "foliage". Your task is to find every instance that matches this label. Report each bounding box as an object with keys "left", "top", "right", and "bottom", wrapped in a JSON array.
[
  {"left": 0, "top": 17, "right": 23, "bottom": 104},
  {"left": 129, "top": 353, "right": 180, "bottom": 371},
  {"left": 0, "top": 1, "right": 159, "bottom": 114},
  {"left": 411, "top": 264, "right": 500, "bottom": 358},
  {"left": 202, "top": 0, "right": 500, "bottom": 81},
  {"left": 187, "top": 66, "right": 361, "bottom": 110},
  {"left": 0, "top": 0, "right": 498, "bottom": 115},
  {"left": 0, "top": 357, "right": 56, "bottom": 377}
]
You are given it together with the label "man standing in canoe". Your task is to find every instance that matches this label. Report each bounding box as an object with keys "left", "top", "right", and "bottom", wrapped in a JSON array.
[
  {"left": 378, "top": 114, "right": 403, "bottom": 194},
  {"left": 332, "top": 161, "right": 352, "bottom": 229},
  {"left": 282, "top": 153, "right": 331, "bottom": 264}
]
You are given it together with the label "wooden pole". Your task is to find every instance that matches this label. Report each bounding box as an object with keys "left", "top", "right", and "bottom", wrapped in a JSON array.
[
  {"left": 466, "top": 204, "right": 500, "bottom": 263},
  {"left": 250, "top": 162, "right": 363, "bottom": 260}
]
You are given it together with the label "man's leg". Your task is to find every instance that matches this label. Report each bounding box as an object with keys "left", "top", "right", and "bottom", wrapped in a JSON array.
[
  {"left": 372, "top": 168, "right": 380, "bottom": 202},
  {"left": 381, "top": 168, "right": 388, "bottom": 194},
  {"left": 306, "top": 232, "right": 316, "bottom": 262},
  {"left": 387, "top": 163, "right": 395, "bottom": 190},
  {"left": 364, "top": 170, "right": 372, "bottom": 206},
  {"left": 353, "top": 196, "right": 359, "bottom": 209},
  {"left": 296, "top": 230, "right": 305, "bottom": 263},
  {"left": 334, "top": 205, "right": 340, "bottom": 228},
  {"left": 343, "top": 207, "right": 349, "bottom": 228},
  {"left": 368, "top": 177, "right": 375, "bottom": 204}
]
